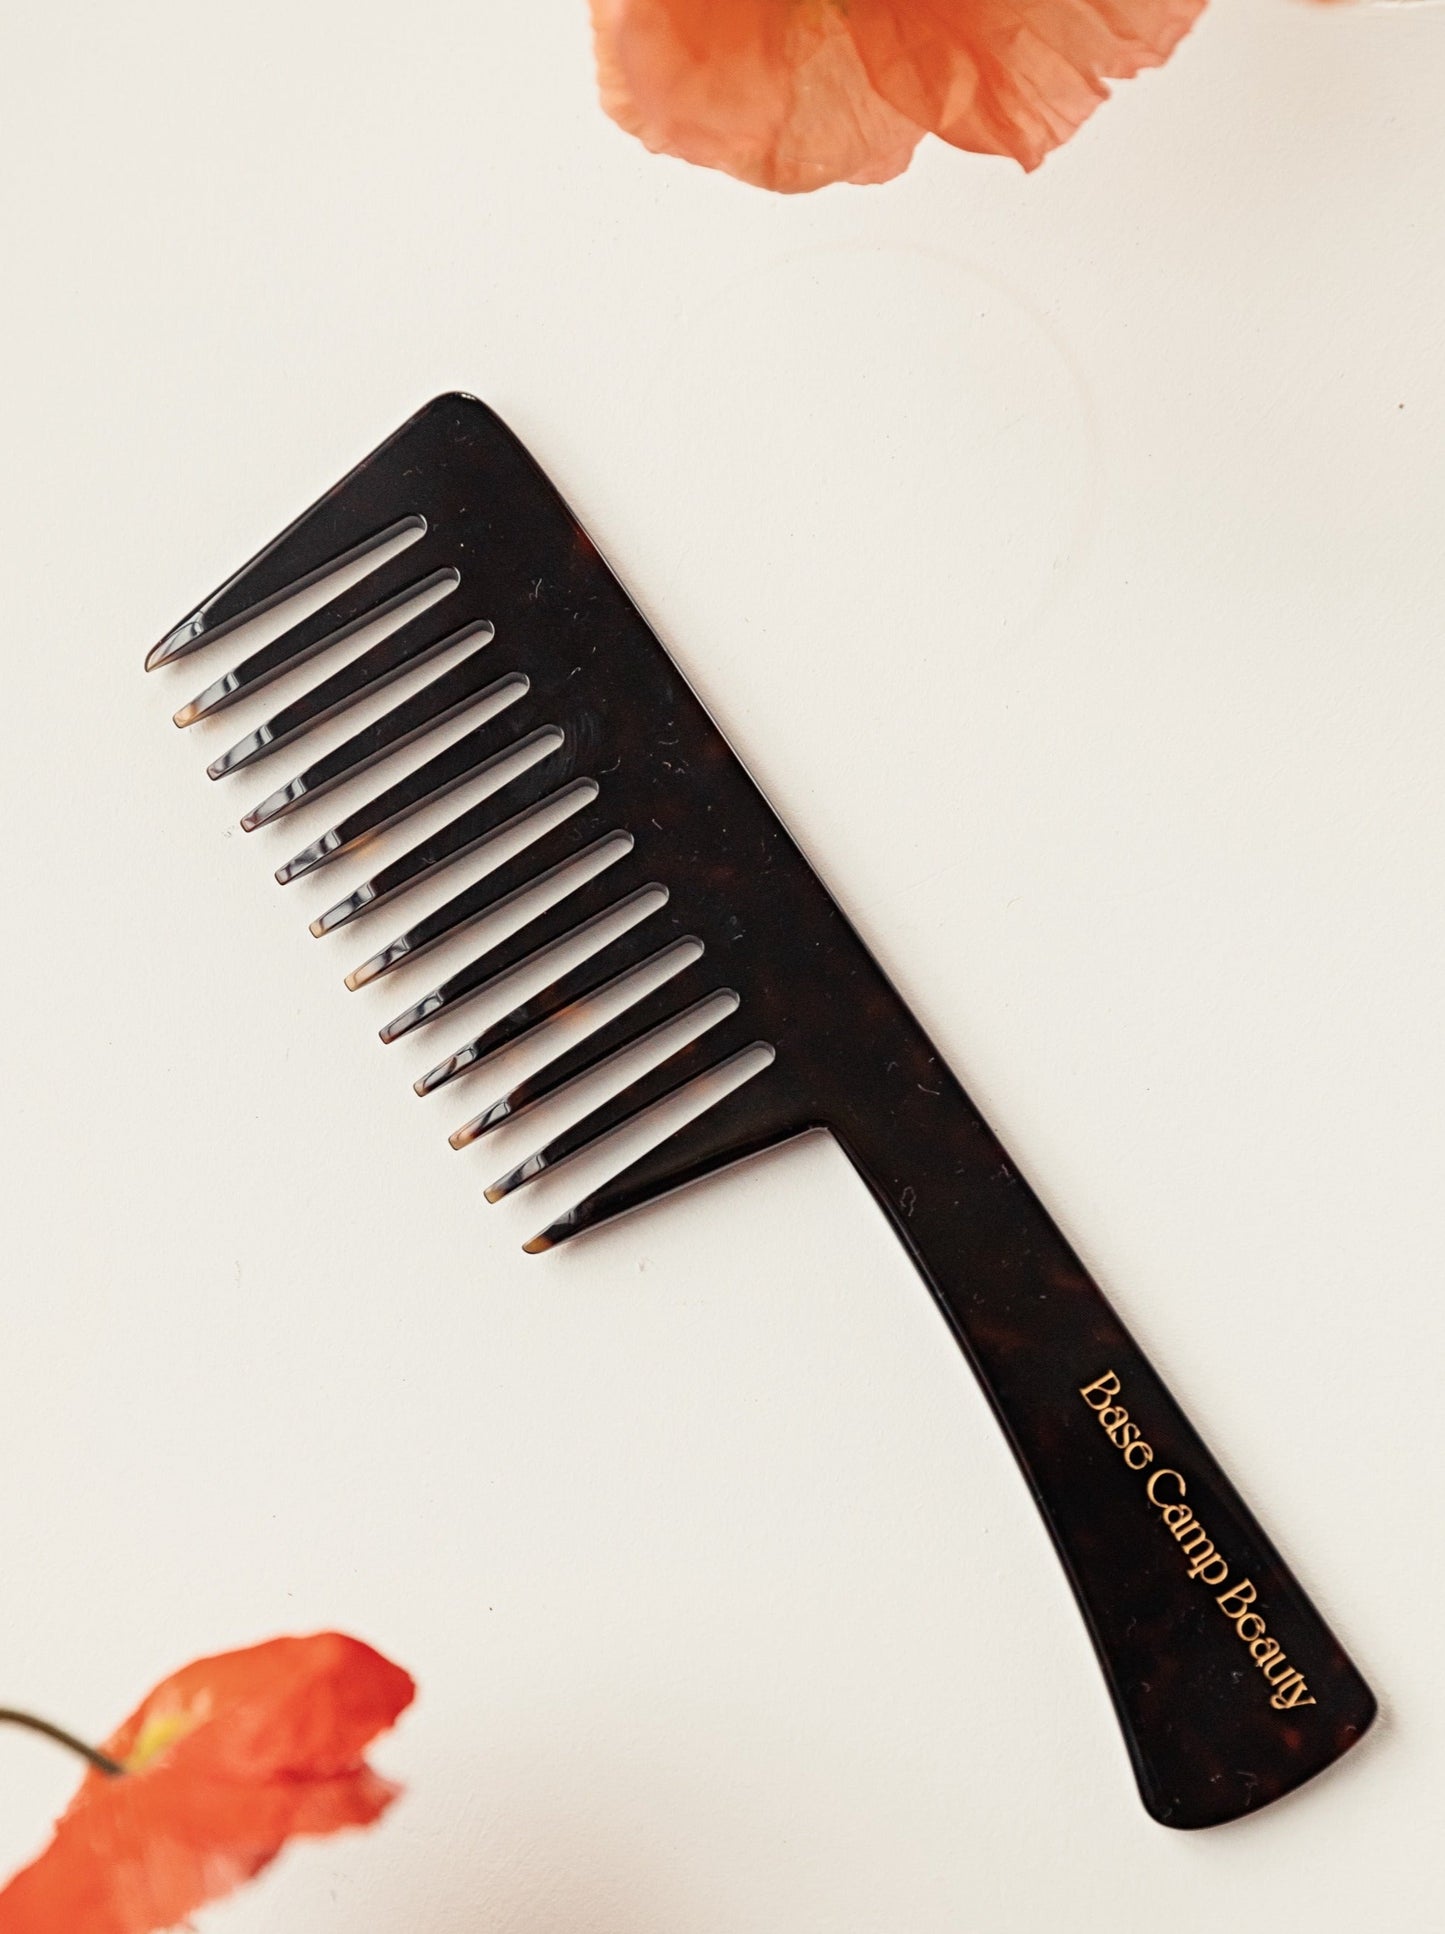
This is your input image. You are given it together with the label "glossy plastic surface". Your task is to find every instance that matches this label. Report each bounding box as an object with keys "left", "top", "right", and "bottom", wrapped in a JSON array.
[{"left": 150, "top": 396, "right": 1375, "bottom": 1827}]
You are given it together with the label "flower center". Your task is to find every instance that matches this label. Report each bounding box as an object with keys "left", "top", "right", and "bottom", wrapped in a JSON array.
[{"left": 124, "top": 1701, "right": 206, "bottom": 1771}]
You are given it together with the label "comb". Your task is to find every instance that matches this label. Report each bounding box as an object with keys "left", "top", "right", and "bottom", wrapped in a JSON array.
[{"left": 148, "top": 394, "right": 1374, "bottom": 1828}]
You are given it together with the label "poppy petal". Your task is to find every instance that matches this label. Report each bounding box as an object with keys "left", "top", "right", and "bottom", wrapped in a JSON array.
[
  {"left": 589, "top": 0, "right": 926, "bottom": 193},
  {"left": 0, "top": 1635, "right": 414, "bottom": 1934},
  {"left": 847, "top": 0, "right": 1208, "bottom": 171}
]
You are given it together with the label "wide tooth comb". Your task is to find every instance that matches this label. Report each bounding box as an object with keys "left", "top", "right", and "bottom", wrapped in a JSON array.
[
  {"left": 483, "top": 1009, "right": 761, "bottom": 1203},
  {"left": 316, "top": 765, "right": 597, "bottom": 942},
  {"left": 343, "top": 815, "right": 627, "bottom": 986},
  {"left": 147, "top": 394, "right": 1374, "bottom": 1829},
  {"left": 246, "top": 656, "right": 528, "bottom": 833},
  {"left": 449, "top": 967, "right": 716, "bottom": 1147},
  {"left": 173, "top": 545, "right": 448, "bottom": 725},
  {"left": 377, "top": 877, "right": 668, "bottom": 1045},
  {"left": 277, "top": 721, "right": 563, "bottom": 885},
  {"left": 523, "top": 1068, "right": 802, "bottom": 1255},
  {"left": 149, "top": 505, "right": 428, "bottom": 671},
  {"left": 207, "top": 596, "right": 491, "bottom": 779},
  {"left": 414, "top": 929, "right": 700, "bottom": 1098}
]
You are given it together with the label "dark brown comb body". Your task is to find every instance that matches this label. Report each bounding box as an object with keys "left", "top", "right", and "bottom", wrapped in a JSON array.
[{"left": 148, "top": 394, "right": 1375, "bottom": 1830}]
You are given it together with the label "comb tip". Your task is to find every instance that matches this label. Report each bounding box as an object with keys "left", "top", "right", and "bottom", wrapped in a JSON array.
[
  {"left": 346, "top": 937, "right": 402, "bottom": 991},
  {"left": 309, "top": 881, "right": 373, "bottom": 936},
  {"left": 526, "top": 1200, "right": 587, "bottom": 1251},
  {"left": 276, "top": 830, "right": 341, "bottom": 889},
  {"left": 414, "top": 1059, "right": 454, "bottom": 1096},
  {"left": 485, "top": 1150, "right": 542, "bottom": 1202},
  {"left": 145, "top": 614, "right": 206, "bottom": 671},
  {"left": 380, "top": 991, "right": 441, "bottom": 1043},
  {"left": 449, "top": 1104, "right": 496, "bottom": 1147},
  {"left": 240, "top": 784, "right": 292, "bottom": 832}
]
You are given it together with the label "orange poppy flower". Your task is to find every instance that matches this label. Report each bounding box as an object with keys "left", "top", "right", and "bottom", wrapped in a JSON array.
[
  {"left": 0, "top": 1633, "right": 414, "bottom": 1934},
  {"left": 589, "top": 0, "right": 1206, "bottom": 191}
]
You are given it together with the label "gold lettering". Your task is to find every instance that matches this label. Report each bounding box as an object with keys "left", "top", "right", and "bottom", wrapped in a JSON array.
[
  {"left": 1272, "top": 1680, "right": 1317, "bottom": 1712},
  {"left": 1081, "top": 1372, "right": 1157, "bottom": 1472},
  {"left": 1146, "top": 1468, "right": 1186, "bottom": 1505},
  {"left": 1079, "top": 1371, "right": 1121, "bottom": 1411},
  {"left": 1217, "top": 1579, "right": 1258, "bottom": 1621},
  {"left": 1077, "top": 1371, "right": 1317, "bottom": 1725}
]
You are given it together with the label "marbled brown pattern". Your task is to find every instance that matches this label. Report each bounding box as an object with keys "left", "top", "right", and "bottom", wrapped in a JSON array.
[{"left": 151, "top": 396, "right": 1376, "bottom": 1827}]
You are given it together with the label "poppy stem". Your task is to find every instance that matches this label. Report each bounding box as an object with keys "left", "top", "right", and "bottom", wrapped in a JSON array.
[{"left": 0, "top": 1707, "right": 124, "bottom": 1777}]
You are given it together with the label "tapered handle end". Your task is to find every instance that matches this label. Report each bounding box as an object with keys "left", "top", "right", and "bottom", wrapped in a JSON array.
[
  {"left": 1131, "top": 1653, "right": 1376, "bottom": 1830},
  {"left": 1062, "top": 1369, "right": 1378, "bottom": 1830}
]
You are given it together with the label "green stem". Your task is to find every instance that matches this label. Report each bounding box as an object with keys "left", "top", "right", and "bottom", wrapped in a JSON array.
[{"left": 0, "top": 1708, "right": 124, "bottom": 1777}]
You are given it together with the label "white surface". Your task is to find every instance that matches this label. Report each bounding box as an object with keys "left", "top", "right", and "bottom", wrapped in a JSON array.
[{"left": 1, "top": 2, "right": 1442, "bottom": 1928}]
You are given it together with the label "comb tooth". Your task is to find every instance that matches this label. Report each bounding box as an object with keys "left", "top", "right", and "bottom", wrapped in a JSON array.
[
  {"left": 524, "top": 1062, "right": 794, "bottom": 1252},
  {"left": 450, "top": 971, "right": 718, "bottom": 1147},
  {"left": 313, "top": 766, "right": 596, "bottom": 938},
  {"left": 206, "top": 599, "right": 491, "bottom": 779},
  {"left": 415, "top": 928, "right": 698, "bottom": 1096},
  {"left": 146, "top": 394, "right": 481, "bottom": 672},
  {"left": 278, "top": 720, "right": 564, "bottom": 884},
  {"left": 148, "top": 498, "right": 428, "bottom": 672},
  {"left": 172, "top": 550, "right": 450, "bottom": 726},
  {"left": 344, "top": 816, "right": 624, "bottom": 988},
  {"left": 380, "top": 880, "right": 667, "bottom": 1044},
  {"left": 485, "top": 1016, "right": 764, "bottom": 1202},
  {"left": 241, "top": 655, "right": 528, "bottom": 832}
]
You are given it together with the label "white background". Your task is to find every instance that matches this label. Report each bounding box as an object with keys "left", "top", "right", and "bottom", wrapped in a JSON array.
[{"left": 1, "top": 3, "right": 1441, "bottom": 1928}]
